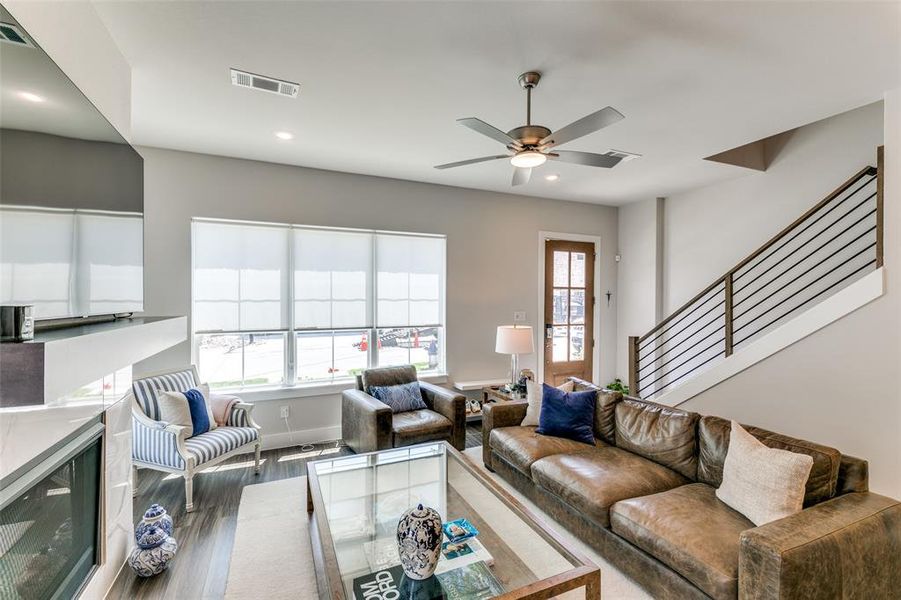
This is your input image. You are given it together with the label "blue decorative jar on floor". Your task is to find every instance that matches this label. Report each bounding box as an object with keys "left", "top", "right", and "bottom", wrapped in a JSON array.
[
  {"left": 129, "top": 504, "right": 177, "bottom": 577},
  {"left": 129, "top": 525, "right": 178, "bottom": 577},
  {"left": 135, "top": 504, "right": 174, "bottom": 538}
]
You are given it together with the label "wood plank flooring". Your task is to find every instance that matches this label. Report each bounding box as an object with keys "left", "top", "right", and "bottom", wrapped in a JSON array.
[{"left": 108, "top": 424, "right": 483, "bottom": 599}]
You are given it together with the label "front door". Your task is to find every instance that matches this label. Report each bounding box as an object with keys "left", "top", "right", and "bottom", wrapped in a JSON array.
[{"left": 544, "top": 240, "right": 595, "bottom": 385}]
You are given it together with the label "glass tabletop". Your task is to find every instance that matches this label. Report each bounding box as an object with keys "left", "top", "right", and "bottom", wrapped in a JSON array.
[{"left": 308, "top": 443, "right": 589, "bottom": 599}]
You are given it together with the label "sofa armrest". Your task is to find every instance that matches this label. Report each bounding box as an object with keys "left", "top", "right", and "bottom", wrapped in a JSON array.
[
  {"left": 481, "top": 400, "right": 528, "bottom": 470},
  {"left": 132, "top": 417, "right": 191, "bottom": 470},
  {"left": 420, "top": 381, "right": 467, "bottom": 450},
  {"left": 739, "top": 492, "right": 901, "bottom": 599},
  {"left": 341, "top": 389, "right": 392, "bottom": 453}
]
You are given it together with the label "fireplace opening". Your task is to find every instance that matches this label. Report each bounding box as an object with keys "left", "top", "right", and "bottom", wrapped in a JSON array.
[{"left": 0, "top": 421, "right": 103, "bottom": 599}]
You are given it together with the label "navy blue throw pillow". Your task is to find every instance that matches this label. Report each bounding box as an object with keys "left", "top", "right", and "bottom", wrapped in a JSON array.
[
  {"left": 369, "top": 381, "right": 428, "bottom": 413},
  {"left": 184, "top": 388, "right": 211, "bottom": 436},
  {"left": 537, "top": 383, "right": 597, "bottom": 445}
]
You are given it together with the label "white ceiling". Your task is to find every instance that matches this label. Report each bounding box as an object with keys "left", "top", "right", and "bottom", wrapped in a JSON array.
[{"left": 91, "top": 1, "right": 900, "bottom": 205}]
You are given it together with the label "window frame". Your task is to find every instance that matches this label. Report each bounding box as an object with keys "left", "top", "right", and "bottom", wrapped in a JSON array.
[{"left": 191, "top": 219, "right": 446, "bottom": 393}]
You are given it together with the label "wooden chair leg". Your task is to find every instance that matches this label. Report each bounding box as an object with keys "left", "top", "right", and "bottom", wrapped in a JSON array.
[
  {"left": 254, "top": 443, "right": 262, "bottom": 474},
  {"left": 184, "top": 474, "right": 194, "bottom": 513}
]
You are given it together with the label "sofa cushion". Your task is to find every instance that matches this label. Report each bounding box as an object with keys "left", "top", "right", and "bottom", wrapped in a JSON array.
[
  {"left": 615, "top": 398, "right": 700, "bottom": 479},
  {"left": 489, "top": 426, "right": 601, "bottom": 476},
  {"left": 392, "top": 409, "right": 451, "bottom": 447},
  {"left": 185, "top": 426, "right": 259, "bottom": 466},
  {"left": 610, "top": 483, "right": 754, "bottom": 600},
  {"left": 530, "top": 446, "right": 688, "bottom": 528},
  {"left": 569, "top": 377, "right": 625, "bottom": 445},
  {"left": 369, "top": 381, "right": 428, "bottom": 413},
  {"left": 697, "top": 416, "right": 841, "bottom": 506}
]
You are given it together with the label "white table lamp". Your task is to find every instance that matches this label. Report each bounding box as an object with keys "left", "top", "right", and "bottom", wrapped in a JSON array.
[{"left": 496, "top": 325, "right": 534, "bottom": 388}]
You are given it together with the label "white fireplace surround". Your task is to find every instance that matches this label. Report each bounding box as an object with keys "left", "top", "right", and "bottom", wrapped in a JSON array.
[{"left": 0, "top": 315, "right": 187, "bottom": 599}]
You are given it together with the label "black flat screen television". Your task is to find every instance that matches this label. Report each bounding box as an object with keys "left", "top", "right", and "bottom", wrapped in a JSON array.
[{"left": 0, "top": 5, "right": 143, "bottom": 322}]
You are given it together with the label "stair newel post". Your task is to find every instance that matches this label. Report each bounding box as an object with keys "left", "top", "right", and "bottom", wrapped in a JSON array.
[
  {"left": 724, "top": 272, "right": 734, "bottom": 357},
  {"left": 876, "top": 145, "right": 884, "bottom": 268},
  {"left": 628, "top": 336, "right": 639, "bottom": 397}
]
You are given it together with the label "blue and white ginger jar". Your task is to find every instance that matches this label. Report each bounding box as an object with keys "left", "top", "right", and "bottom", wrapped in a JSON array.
[
  {"left": 135, "top": 504, "right": 174, "bottom": 538},
  {"left": 128, "top": 524, "right": 177, "bottom": 577},
  {"left": 396, "top": 503, "right": 442, "bottom": 580}
]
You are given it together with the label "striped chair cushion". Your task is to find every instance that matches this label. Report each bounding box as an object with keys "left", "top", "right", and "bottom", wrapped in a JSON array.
[
  {"left": 185, "top": 426, "right": 259, "bottom": 466},
  {"left": 133, "top": 370, "right": 198, "bottom": 421}
]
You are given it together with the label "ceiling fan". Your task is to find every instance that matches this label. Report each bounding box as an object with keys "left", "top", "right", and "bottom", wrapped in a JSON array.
[{"left": 435, "top": 71, "right": 636, "bottom": 186}]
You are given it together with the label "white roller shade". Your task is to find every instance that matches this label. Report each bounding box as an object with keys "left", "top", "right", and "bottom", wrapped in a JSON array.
[
  {"left": 376, "top": 234, "right": 445, "bottom": 327},
  {"left": 193, "top": 221, "right": 289, "bottom": 331},
  {"left": 293, "top": 228, "right": 372, "bottom": 329}
]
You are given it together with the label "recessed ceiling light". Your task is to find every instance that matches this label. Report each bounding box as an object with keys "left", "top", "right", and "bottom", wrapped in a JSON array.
[
  {"left": 18, "top": 91, "right": 44, "bottom": 103},
  {"left": 274, "top": 131, "right": 293, "bottom": 140},
  {"left": 545, "top": 174, "right": 560, "bottom": 182}
]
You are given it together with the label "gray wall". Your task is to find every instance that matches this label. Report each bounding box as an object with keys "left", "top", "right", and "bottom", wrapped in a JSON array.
[{"left": 135, "top": 146, "right": 619, "bottom": 444}]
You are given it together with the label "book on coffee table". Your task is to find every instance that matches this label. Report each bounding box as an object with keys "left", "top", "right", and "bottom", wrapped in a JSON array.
[{"left": 351, "top": 561, "right": 503, "bottom": 600}]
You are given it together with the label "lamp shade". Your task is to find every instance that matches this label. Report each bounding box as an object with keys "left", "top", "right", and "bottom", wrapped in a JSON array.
[{"left": 495, "top": 325, "right": 534, "bottom": 355}]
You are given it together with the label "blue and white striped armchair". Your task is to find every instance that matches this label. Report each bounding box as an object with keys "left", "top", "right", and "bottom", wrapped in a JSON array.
[{"left": 130, "top": 366, "right": 262, "bottom": 512}]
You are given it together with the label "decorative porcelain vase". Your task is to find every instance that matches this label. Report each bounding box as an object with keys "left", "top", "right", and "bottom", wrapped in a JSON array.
[
  {"left": 128, "top": 525, "right": 178, "bottom": 577},
  {"left": 135, "top": 504, "right": 174, "bottom": 538},
  {"left": 396, "top": 504, "right": 443, "bottom": 580}
]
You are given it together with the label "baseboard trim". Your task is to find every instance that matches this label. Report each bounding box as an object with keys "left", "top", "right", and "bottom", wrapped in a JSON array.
[
  {"left": 261, "top": 426, "right": 342, "bottom": 451},
  {"left": 655, "top": 267, "right": 885, "bottom": 407}
]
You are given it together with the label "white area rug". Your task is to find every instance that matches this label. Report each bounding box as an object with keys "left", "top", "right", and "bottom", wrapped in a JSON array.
[
  {"left": 224, "top": 476, "right": 317, "bottom": 599},
  {"left": 225, "top": 451, "right": 651, "bottom": 599}
]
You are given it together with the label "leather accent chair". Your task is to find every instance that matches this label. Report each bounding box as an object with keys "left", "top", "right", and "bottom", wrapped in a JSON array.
[{"left": 341, "top": 365, "right": 466, "bottom": 453}]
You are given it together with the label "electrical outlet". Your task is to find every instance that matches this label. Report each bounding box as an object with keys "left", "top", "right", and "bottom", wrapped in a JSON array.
[
  {"left": 513, "top": 311, "right": 526, "bottom": 323},
  {"left": 280, "top": 406, "right": 290, "bottom": 419}
]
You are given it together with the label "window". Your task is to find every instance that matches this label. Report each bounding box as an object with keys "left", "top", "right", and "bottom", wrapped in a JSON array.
[{"left": 192, "top": 219, "right": 445, "bottom": 389}]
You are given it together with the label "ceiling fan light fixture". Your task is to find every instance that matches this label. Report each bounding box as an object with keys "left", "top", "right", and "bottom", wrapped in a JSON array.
[{"left": 510, "top": 151, "right": 546, "bottom": 168}]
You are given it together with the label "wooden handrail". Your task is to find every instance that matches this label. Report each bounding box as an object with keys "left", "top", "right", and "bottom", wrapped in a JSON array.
[{"left": 630, "top": 150, "right": 882, "bottom": 399}]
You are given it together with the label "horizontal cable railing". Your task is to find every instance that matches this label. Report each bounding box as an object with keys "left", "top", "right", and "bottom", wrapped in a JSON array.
[{"left": 629, "top": 148, "right": 883, "bottom": 400}]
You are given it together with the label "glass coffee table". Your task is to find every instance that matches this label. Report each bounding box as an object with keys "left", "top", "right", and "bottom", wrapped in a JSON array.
[{"left": 307, "top": 442, "right": 599, "bottom": 599}]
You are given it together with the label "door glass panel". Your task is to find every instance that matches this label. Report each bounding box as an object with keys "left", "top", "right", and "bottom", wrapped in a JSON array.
[
  {"left": 553, "top": 251, "right": 569, "bottom": 287},
  {"left": 570, "top": 252, "right": 586, "bottom": 287},
  {"left": 552, "top": 326, "right": 568, "bottom": 362},
  {"left": 552, "top": 289, "right": 569, "bottom": 324},
  {"left": 570, "top": 325, "right": 585, "bottom": 361},
  {"left": 570, "top": 290, "right": 585, "bottom": 324}
]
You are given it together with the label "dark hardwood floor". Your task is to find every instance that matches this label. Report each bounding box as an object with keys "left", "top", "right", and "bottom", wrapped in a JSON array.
[{"left": 108, "top": 424, "right": 483, "bottom": 599}]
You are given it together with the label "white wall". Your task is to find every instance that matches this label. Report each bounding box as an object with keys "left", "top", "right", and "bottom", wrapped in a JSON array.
[
  {"left": 135, "top": 147, "right": 619, "bottom": 445},
  {"left": 615, "top": 197, "right": 662, "bottom": 380},
  {"left": 663, "top": 101, "right": 884, "bottom": 313},
  {"left": 617, "top": 99, "right": 899, "bottom": 496}
]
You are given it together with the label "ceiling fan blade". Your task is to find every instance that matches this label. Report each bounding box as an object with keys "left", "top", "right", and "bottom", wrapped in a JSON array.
[
  {"left": 434, "top": 155, "right": 509, "bottom": 170},
  {"left": 458, "top": 118, "right": 522, "bottom": 149},
  {"left": 539, "top": 106, "right": 625, "bottom": 149},
  {"left": 512, "top": 166, "right": 532, "bottom": 186},
  {"left": 549, "top": 150, "right": 623, "bottom": 168}
]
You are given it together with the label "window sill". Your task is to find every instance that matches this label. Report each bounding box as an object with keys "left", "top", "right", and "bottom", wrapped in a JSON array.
[{"left": 217, "top": 373, "right": 449, "bottom": 402}]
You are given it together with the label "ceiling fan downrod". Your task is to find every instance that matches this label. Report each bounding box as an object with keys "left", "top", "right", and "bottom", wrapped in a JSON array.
[{"left": 518, "top": 71, "right": 541, "bottom": 127}]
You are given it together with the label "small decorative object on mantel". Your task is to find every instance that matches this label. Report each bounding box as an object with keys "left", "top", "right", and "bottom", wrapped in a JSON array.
[
  {"left": 396, "top": 504, "right": 442, "bottom": 580},
  {"left": 128, "top": 504, "right": 178, "bottom": 577}
]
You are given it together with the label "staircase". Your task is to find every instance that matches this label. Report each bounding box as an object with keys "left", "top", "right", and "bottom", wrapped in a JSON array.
[{"left": 629, "top": 146, "right": 885, "bottom": 401}]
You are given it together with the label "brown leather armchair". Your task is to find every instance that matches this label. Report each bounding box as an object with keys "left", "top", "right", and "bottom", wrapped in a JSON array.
[{"left": 341, "top": 365, "right": 467, "bottom": 453}]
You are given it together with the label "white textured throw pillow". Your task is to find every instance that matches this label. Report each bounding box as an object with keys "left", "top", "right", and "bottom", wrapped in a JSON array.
[
  {"left": 157, "top": 383, "right": 217, "bottom": 431},
  {"left": 716, "top": 421, "right": 813, "bottom": 526},
  {"left": 521, "top": 379, "right": 574, "bottom": 427}
]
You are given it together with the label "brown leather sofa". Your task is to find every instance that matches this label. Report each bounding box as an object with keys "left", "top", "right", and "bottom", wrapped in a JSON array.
[
  {"left": 482, "top": 377, "right": 901, "bottom": 600},
  {"left": 342, "top": 365, "right": 466, "bottom": 453}
]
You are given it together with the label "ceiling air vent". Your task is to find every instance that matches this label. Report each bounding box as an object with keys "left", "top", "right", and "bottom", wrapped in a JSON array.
[
  {"left": 230, "top": 68, "right": 299, "bottom": 98},
  {"left": 0, "top": 22, "right": 35, "bottom": 48}
]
